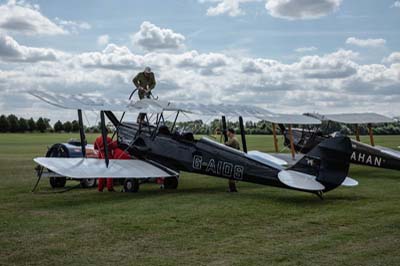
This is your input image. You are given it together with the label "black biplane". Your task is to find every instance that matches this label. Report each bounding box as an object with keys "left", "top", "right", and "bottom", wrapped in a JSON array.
[
  {"left": 30, "top": 90, "right": 357, "bottom": 198},
  {"left": 277, "top": 113, "right": 400, "bottom": 171}
]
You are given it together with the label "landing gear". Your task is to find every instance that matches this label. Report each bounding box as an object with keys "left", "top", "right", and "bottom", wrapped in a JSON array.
[
  {"left": 315, "top": 191, "right": 324, "bottom": 200},
  {"left": 47, "top": 144, "right": 68, "bottom": 188},
  {"left": 123, "top": 178, "right": 140, "bottom": 193},
  {"left": 49, "top": 176, "right": 67, "bottom": 188},
  {"left": 163, "top": 176, "right": 179, "bottom": 190},
  {"left": 80, "top": 178, "right": 97, "bottom": 188}
]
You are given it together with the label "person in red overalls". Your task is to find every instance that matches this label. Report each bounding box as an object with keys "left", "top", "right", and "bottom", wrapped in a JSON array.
[
  {"left": 94, "top": 135, "right": 118, "bottom": 192},
  {"left": 113, "top": 147, "right": 131, "bottom": 160}
]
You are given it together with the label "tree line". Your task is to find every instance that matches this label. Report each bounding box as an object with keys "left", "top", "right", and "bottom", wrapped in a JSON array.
[
  {"left": 1, "top": 114, "right": 399, "bottom": 135},
  {"left": 0, "top": 114, "right": 101, "bottom": 133},
  {"left": 0, "top": 115, "right": 50, "bottom": 133}
]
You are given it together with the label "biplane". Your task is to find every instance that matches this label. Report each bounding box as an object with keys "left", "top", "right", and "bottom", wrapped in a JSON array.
[
  {"left": 30, "top": 90, "right": 357, "bottom": 198},
  {"left": 277, "top": 113, "right": 400, "bottom": 171}
]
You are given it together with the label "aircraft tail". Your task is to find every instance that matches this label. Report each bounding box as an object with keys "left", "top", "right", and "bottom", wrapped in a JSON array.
[{"left": 288, "top": 136, "right": 352, "bottom": 192}]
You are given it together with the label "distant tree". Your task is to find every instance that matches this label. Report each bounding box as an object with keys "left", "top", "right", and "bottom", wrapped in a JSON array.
[
  {"left": 86, "top": 126, "right": 100, "bottom": 133},
  {"left": 44, "top": 118, "right": 51, "bottom": 130},
  {"left": 7, "top": 114, "right": 19, "bottom": 132},
  {"left": 18, "top": 118, "right": 28, "bottom": 132},
  {"left": 54, "top": 120, "right": 63, "bottom": 132},
  {"left": 0, "top": 115, "right": 9, "bottom": 132},
  {"left": 71, "top": 120, "right": 80, "bottom": 132},
  {"left": 63, "top": 121, "right": 72, "bottom": 132},
  {"left": 27, "top": 118, "right": 36, "bottom": 132},
  {"left": 36, "top": 117, "right": 47, "bottom": 133}
]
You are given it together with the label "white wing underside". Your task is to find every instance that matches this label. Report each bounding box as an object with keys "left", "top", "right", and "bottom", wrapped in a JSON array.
[
  {"left": 278, "top": 170, "right": 358, "bottom": 191},
  {"left": 278, "top": 170, "right": 325, "bottom": 191},
  {"left": 34, "top": 157, "right": 178, "bottom": 179}
]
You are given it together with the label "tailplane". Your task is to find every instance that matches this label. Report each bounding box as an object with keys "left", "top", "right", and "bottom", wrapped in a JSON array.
[{"left": 287, "top": 136, "right": 353, "bottom": 192}]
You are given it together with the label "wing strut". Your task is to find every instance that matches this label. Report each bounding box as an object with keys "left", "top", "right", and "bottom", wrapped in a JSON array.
[
  {"left": 77, "top": 109, "right": 86, "bottom": 157},
  {"left": 272, "top": 123, "right": 279, "bottom": 152},
  {"left": 355, "top": 124, "right": 360, "bottom": 141},
  {"left": 221, "top": 116, "right": 228, "bottom": 142},
  {"left": 288, "top": 125, "right": 296, "bottom": 160},
  {"left": 100, "top": 111, "right": 109, "bottom": 167},
  {"left": 239, "top": 116, "right": 247, "bottom": 153},
  {"left": 368, "top": 123, "right": 375, "bottom": 146}
]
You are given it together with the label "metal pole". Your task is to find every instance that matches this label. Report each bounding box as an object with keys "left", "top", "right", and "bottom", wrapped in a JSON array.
[
  {"left": 355, "top": 124, "right": 360, "bottom": 142},
  {"left": 239, "top": 116, "right": 247, "bottom": 153},
  {"left": 288, "top": 125, "right": 295, "bottom": 160},
  {"left": 77, "top": 109, "right": 86, "bottom": 158},
  {"left": 221, "top": 116, "right": 228, "bottom": 143},
  {"left": 368, "top": 123, "right": 375, "bottom": 146},
  {"left": 272, "top": 123, "right": 279, "bottom": 152},
  {"left": 100, "top": 111, "right": 109, "bottom": 167}
]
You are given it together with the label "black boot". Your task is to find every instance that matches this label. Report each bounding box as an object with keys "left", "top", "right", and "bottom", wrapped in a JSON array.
[{"left": 228, "top": 180, "right": 238, "bottom": 192}]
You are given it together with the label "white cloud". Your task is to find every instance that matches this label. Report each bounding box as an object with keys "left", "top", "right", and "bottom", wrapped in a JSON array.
[
  {"left": 54, "top": 18, "right": 91, "bottom": 34},
  {"left": 0, "top": 34, "right": 64, "bottom": 62},
  {"left": 1, "top": 40, "right": 399, "bottom": 121},
  {"left": 76, "top": 44, "right": 143, "bottom": 70},
  {"left": 383, "top": 52, "right": 400, "bottom": 64},
  {"left": 293, "top": 49, "right": 359, "bottom": 79},
  {"left": 132, "top": 21, "right": 185, "bottom": 51},
  {"left": 97, "top": 34, "right": 110, "bottom": 46},
  {"left": 392, "top": 1, "right": 400, "bottom": 8},
  {"left": 265, "top": 0, "right": 342, "bottom": 20},
  {"left": 294, "top": 46, "right": 318, "bottom": 53},
  {"left": 346, "top": 37, "right": 386, "bottom": 48},
  {"left": 199, "top": 0, "right": 257, "bottom": 17},
  {"left": 0, "top": 0, "right": 66, "bottom": 35}
]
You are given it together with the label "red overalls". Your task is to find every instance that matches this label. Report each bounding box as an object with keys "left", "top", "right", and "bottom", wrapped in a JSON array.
[
  {"left": 94, "top": 136, "right": 131, "bottom": 192},
  {"left": 94, "top": 136, "right": 118, "bottom": 192},
  {"left": 113, "top": 148, "right": 131, "bottom": 160}
]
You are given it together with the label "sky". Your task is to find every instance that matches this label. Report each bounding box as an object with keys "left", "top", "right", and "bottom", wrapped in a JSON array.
[{"left": 0, "top": 0, "right": 399, "bottom": 123}]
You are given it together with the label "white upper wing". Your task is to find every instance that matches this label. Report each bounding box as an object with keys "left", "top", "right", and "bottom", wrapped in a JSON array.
[
  {"left": 29, "top": 90, "right": 320, "bottom": 122},
  {"left": 29, "top": 90, "right": 164, "bottom": 113},
  {"left": 308, "top": 112, "right": 394, "bottom": 124},
  {"left": 168, "top": 102, "right": 273, "bottom": 118},
  {"left": 259, "top": 113, "right": 321, "bottom": 125},
  {"left": 29, "top": 90, "right": 272, "bottom": 117}
]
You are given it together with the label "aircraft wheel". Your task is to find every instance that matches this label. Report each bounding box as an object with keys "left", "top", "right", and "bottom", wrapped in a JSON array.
[
  {"left": 80, "top": 178, "right": 97, "bottom": 188},
  {"left": 47, "top": 144, "right": 69, "bottom": 188},
  {"left": 49, "top": 176, "right": 67, "bottom": 188},
  {"left": 124, "top": 178, "right": 139, "bottom": 193},
  {"left": 164, "top": 176, "right": 179, "bottom": 190}
]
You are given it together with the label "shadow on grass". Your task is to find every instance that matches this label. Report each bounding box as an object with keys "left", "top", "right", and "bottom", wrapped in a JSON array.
[{"left": 29, "top": 183, "right": 364, "bottom": 210}]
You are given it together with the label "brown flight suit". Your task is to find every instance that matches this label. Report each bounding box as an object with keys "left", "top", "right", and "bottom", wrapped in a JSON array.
[
  {"left": 225, "top": 136, "right": 240, "bottom": 192},
  {"left": 132, "top": 72, "right": 156, "bottom": 99}
]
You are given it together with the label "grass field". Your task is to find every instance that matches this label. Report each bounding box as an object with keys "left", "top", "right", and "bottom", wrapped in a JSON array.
[{"left": 0, "top": 133, "right": 399, "bottom": 266}]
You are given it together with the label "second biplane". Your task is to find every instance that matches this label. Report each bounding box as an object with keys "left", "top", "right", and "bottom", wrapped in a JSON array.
[{"left": 278, "top": 113, "right": 400, "bottom": 171}]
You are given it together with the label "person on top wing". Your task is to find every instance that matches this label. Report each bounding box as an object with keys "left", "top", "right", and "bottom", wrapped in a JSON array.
[
  {"left": 133, "top": 66, "right": 156, "bottom": 100},
  {"left": 132, "top": 66, "right": 156, "bottom": 123}
]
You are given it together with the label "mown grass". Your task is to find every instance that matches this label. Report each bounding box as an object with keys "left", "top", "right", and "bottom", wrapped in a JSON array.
[{"left": 0, "top": 133, "right": 399, "bottom": 266}]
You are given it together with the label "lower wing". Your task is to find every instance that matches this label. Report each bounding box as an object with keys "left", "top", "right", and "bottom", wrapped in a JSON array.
[{"left": 34, "top": 157, "right": 178, "bottom": 179}]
